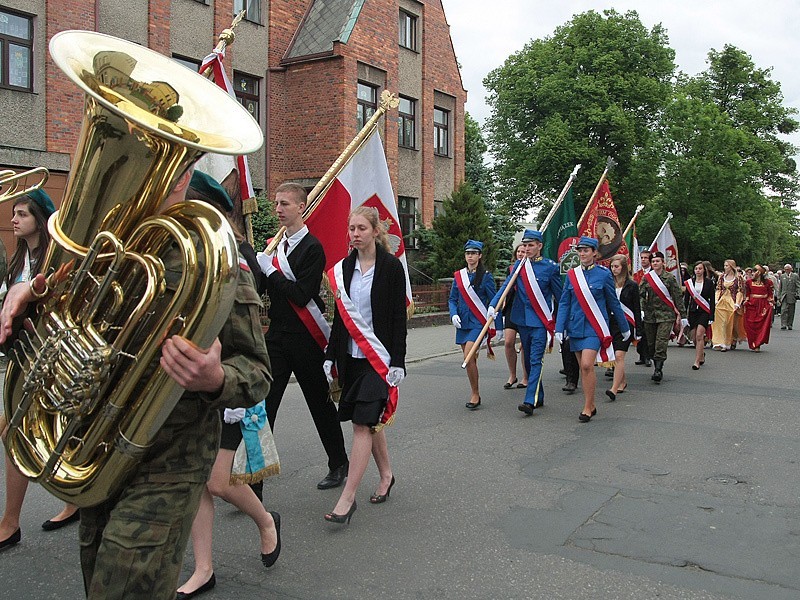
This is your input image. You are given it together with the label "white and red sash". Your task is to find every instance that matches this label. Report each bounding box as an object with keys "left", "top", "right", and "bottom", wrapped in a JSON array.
[
  {"left": 454, "top": 268, "right": 495, "bottom": 357},
  {"left": 567, "top": 266, "right": 615, "bottom": 363},
  {"left": 517, "top": 260, "right": 555, "bottom": 334},
  {"left": 644, "top": 271, "right": 680, "bottom": 316},
  {"left": 329, "top": 261, "right": 398, "bottom": 430},
  {"left": 685, "top": 279, "right": 711, "bottom": 314},
  {"left": 273, "top": 239, "right": 331, "bottom": 350},
  {"left": 620, "top": 302, "right": 636, "bottom": 329}
]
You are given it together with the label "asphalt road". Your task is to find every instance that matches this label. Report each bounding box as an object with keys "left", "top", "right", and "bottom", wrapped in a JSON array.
[{"left": 1, "top": 324, "right": 798, "bottom": 599}]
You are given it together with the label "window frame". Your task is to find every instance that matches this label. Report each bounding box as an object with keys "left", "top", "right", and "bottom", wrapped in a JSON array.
[
  {"left": 357, "top": 81, "right": 378, "bottom": 130},
  {"left": 172, "top": 55, "right": 200, "bottom": 72},
  {"left": 433, "top": 107, "right": 450, "bottom": 157},
  {"left": 233, "top": 0, "right": 262, "bottom": 25},
  {"left": 398, "top": 195, "right": 417, "bottom": 248},
  {"left": 0, "top": 7, "right": 33, "bottom": 92},
  {"left": 233, "top": 71, "right": 261, "bottom": 125},
  {"left": 397, "top": 95, "right": 416, "bottom": 149},
  {"left": 398, "top": 10, "right": 418, "bottom": 52}
]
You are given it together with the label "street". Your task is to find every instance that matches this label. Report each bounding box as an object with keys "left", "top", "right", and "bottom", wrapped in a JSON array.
[{"left": 1, "top": 324, "right": 798, "bottom": 599}]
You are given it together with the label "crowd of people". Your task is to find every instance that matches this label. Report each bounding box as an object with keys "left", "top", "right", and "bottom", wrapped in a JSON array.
[{"left": 448, "top": 233, "right": 799, "bottom": 424}]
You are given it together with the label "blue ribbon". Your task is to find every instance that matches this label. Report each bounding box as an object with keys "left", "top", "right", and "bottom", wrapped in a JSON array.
[{"left": 240, "top": 401, "right": 268, "bottom": 474}]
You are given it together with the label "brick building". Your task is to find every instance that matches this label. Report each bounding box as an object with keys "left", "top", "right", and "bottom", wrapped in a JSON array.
[{"left": 0, "top": 0, "right": 466, "bottom": 254}]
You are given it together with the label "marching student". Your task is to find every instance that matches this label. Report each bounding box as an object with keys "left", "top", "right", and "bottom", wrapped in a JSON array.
[
  {"left": 489, "top": 230, "right": 562, "bottom": 416},
  {"left": 683, "top": 261, "right": 716, "bottom": 369},
  {"left": 257, "top": 182, "right": 349, "bottom": 490},
  {"left": 555, "top": 237, "right": 629, "bottom": 422},
  {"left": 606, "top": 254, "right": 641, "bottom": 400},
  {"left": 448, "top": 240, "right": 496, "bottom": 410},
  {"left": 639, "top": 251, "right": 686, "bottom": 382}
]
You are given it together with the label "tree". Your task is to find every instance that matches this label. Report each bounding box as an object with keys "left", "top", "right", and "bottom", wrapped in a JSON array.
[
  {"left": 415, "top": 182, "right": 495, "bottom": 280},
  {"left": 250, "top": 191, "right": 281, "bottom": 253},
  {"left": 484, "top": 9, "right": 675, "bottom": 221}
]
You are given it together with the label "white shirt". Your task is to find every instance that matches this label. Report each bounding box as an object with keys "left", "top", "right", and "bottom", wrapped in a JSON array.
[
  {"left": 282, "top": 225, "right": 309, "bottom": 256},
  {"left": 348, "top": 257, "right": 375, "bottom": 358},
  {"left": 694, "top": 280, "right": 703, "bottom": 294}
]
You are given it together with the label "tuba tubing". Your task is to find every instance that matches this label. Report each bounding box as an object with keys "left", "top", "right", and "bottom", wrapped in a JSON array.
[{"left": 3, "top": 31, "right": 263, "bottom": 507}]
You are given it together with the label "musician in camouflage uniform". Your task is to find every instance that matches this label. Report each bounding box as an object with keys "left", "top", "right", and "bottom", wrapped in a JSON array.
[
  {"left": 0, "top": 166, "right": 272, "bottom": 600},
  {"left": 639, "top": 251, "right": 686, "bottom": 382}
]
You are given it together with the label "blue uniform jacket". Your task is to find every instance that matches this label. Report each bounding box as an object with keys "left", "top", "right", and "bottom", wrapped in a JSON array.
[
  {"left": 555, "top": 264, "right": 630, "bottom": 338},
  {"left": 492, "top": 257, "right": 562, "bottom": 329},
  {"left": 449, "top": 270, "right": 496, "bottom": 330}
]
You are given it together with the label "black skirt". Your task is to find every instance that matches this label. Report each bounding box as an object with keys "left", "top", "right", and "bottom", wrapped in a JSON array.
[
  {"left": 612, "top": 329, "right": 633, "bottom": 353},
  {"left": 219, "top": 419, "right": 243, "bottom": 451},
  {"left": 338, "top": 357, "right": 388, "bottom": 427},
  {"left": 688, "top": 310, "right": 711, "bottom": 329}
]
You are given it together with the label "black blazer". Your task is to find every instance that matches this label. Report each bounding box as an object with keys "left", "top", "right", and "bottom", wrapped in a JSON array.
[
  {"left": 259, "top": 232, "right": 326, "bottom": 336},
  {"left": 610, "top": 278, "right": 642, "bottom": 336},
  {"left": 325, "top": 245, "right": 407, "bottom": 378},
  {"left": 684, "top": 277, "right": 716, "bottom": 316}
]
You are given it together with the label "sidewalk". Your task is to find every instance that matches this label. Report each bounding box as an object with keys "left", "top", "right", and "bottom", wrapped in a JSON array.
[{"left": 405, "top": 323, "right": 462, "bottom": 363}]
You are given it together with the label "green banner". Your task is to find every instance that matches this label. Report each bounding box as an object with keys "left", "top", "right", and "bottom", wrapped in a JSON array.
[{"left": 542, "top": 188, "right": 580, "bottom": 275}]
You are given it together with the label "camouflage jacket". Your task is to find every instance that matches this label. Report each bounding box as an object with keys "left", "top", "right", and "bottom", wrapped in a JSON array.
[{"left": 639, "top": 269, "right": 686, "bottom": 323}]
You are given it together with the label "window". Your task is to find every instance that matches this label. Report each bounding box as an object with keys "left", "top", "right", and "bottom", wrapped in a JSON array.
[
  {"left": 234, "top": 72, "right": 260, "bottom": 124},
  {"left": 172, "top": 55, "right": 200, "bottom": 72},
  {"left": 357, "top": 82, "right": 377, "bottom": 130},
  {"left": 399, "top": 10, "right": 417, "bottom": 51},
  {"left": 434, "top": 107, "right": 449, "bottom": 156},
  {"left": 397, "top": 96, "right": 415, "bottom": 148},
  {"left": 0, "top": 8, "right": 33, "bottom": 91},
  {"left": 398, "top": 196, "right": 417, "bottom": 247},
  {"left": 234, "top": 0, "right": 261, "bottom": 24}
]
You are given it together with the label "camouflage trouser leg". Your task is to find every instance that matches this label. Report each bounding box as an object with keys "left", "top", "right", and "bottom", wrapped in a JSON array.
[
  {"left": 80, "top": 480, "right": 205, "bottom": 600},
  {"left": 644, "top": 320, "right": 673, "bottom": 362}
]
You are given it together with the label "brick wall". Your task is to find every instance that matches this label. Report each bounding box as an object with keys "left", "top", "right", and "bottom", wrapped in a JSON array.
[{"left": 148, "top": 0, "right": 170, "bottom": 54}]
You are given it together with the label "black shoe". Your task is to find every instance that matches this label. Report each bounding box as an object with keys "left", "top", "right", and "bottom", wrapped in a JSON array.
[
  {"left": 652, "top": 360, "right": 663, "bottom": 382},
  {"left": 517, "top": 403, "right": 534, "bottom": 416},
  {"left": 324, "top": 500, "right": 357, "bottom": 524},
  {"left": 781, "top": 326, "right": 787, "bottom": 330},
  {"left": 0, "top": 528, "right": 20, "bottom": 551},
  {"left": 558, "top": 368, "right": 566, "bottom": 375},
  {"left": 369, "top": 476, "right": 395, "bottom": 504},
  {"left": 634, "top": 359, "right": 646, "bottom": 365},
  {"left": 645, "top": 359, "right": 652, "bottom": 367},
  {"left": 42, "top": 510, "right": 80, "bottom": 531},
  {"left": 176, "top": 573, "right": 216, "bottom": 600},
  {"left": 503, "top": 378, "right": 518, "bottom": 389},
  {"left": 466, "top": 397, "right": 481, "bottom": 410},
  {"left": 605, "top": 390, "right": 616, "bottom": 402},
  {"left": 317, "top": 463, "right": 348, "bottom": 490},
  {"left": 578, "top": 408, "right": 596, "bottom": 423},
  {"left": 261, "top": 511, "right": 281, "bottom": 567},
  {"left": 562, "top": 381, "right": 577, "bottom": 393}
]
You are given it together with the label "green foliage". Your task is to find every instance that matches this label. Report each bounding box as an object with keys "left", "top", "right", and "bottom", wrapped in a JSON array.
[
  {"left": 414, "top": 182, "right": 496, "bottom": 280},
  {"left": 484, "top": 9, "right": 675, "bottom": 220},
  {"left": 250, "top": 191, "right": 280, "bottom": 252}
]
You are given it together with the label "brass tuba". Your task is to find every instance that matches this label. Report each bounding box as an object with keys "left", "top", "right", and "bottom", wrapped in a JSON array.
[{"left": 2, "top": 31, "right": 263, "bottom": 507}]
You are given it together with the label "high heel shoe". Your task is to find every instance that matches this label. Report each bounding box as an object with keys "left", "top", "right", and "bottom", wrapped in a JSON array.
[
  {"left": 369, "top": 476, "right": 395, "bottom": 504},
  {"left": 325, "top": 500, "right": 357, "bottom": 524},
  {"left": 261, "top": 511, "right": 281, "bottom": 567},
  {"left": 176, "top": 573, "right": 216, "bottom": 600},
  {"left": 0, "top": 528, "right": 21, "bottom": 551}
]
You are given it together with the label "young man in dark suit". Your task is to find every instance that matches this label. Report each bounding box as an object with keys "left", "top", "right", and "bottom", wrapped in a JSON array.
[{"left": 257, "top": 182, "right": 349, "bottom": 489}]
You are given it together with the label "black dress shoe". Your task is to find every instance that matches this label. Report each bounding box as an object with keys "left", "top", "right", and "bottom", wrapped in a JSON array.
[
  {"left": 562, "top": 382, "right": 577, "bottom": 393},
  {"left": 465, "top": 397, "right": 481, "bottom": 410},
  {"left": 503, "top": 378, "right": 518, "bottom": 389},
  {"left": 176, "top": 573, "right": 216, "bottom": 600},
  {"left": 0, "top": 528, "right": 20, "bottom": 551},
  {"left": 317, "top": 463, "right": 348, "bottom": 490},
  {"left": 369, "top": 476, "right": 395, "bottom": 504},
  {"left": 42, "top": 510, "right": 80, "bottom": 531},
  {"left": 261, "top": 511, "right": 281, "bottom": 567},
  {"left": 517, "top": 403, "right": 533, "bottom": 416},
  {"left": 605, "top": 389, "right": 616, "bottom": 402}
]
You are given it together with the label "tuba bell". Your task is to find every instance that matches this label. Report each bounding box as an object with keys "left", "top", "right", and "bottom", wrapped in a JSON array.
[{"left": 2, "top": 31, "right": 263, "bottom": 507}]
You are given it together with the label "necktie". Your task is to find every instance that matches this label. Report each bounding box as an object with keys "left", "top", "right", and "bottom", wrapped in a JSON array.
[{"left": 283, "top": 240, "right": 289, "bottom": 254}]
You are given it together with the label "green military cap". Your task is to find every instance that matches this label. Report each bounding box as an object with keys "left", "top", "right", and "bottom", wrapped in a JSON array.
[{"left": 189, "top": 170, "right": 234, "bottom": 213}]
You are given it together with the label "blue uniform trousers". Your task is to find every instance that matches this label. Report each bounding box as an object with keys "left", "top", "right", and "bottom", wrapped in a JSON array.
[{"left": 519, "top": 325, "right": 547, "bottom": 407}]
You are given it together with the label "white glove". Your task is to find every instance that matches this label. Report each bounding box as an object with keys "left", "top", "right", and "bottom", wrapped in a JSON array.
[
  {"left": 323, "top": 360, "right": 334, "bottom": 384},
  {"left": 256, "top": 251, "right": 277, "bottom": 276},
  {"left": 621, "top": 330, "right": 631, "bottom": 342},
  {"left": 451, "top": 315, "right": 462, "bottom": 329},
  {"left": 223, "top": 407, "right": 246, "bottom": 424},
  {"left": 641, "top": 311, "right": 645, "bottom": 320},
  {"left": 708, "top": 320, "right": 714, "bottom": 325},
  {"left": 554, "top": 332, "right": 564, "bottom": 344},
  {"left": 386, "top": 366, "right": 405, "bottom": 387},
  {"left": 487, "top": 306, "right": 496, "bottom": 320},
  {"left": 681, "top": 318, "right": 689, "bottom": 328}
]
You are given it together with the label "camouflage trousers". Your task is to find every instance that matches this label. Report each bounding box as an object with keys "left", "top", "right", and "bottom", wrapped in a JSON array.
[
  {"left": 643, "top": 320, "right": 674, "bottom": 362},
  {"left": 80, "top": 480, "right": 205, "bottom": 600}
]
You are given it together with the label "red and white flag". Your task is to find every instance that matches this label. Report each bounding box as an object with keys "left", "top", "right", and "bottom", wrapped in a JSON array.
[
  {"left": 195, "top": 48, "right": 256, "bottom": 203},
  {"left": 649, "top": 216, "right": 680, "bottom": 285},
  {"left": 630, "top": 232, "right": 643, "bottom": 283},
  {"left": 305, "top": 129, "right": 413, "bottom": 305},
  {"left": 577, "top": 180, "right": 628, "bottom": 264}
]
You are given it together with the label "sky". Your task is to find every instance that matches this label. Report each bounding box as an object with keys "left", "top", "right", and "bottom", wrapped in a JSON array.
[{"left": 445, "top": 0, "right": 800, "bottom": 155}]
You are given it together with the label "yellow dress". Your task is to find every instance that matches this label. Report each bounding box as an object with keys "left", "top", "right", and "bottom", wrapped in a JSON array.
[{"left": 712, "top": 275, "right": 745, "bottom": 349}]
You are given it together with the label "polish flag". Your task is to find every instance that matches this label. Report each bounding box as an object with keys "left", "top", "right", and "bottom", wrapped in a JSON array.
[
  {"left": 649, "top": 220, "right": 681, "bottom": 285},
  {"left": 305, "top": 129, "right": 413, "bottom": 305}
]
